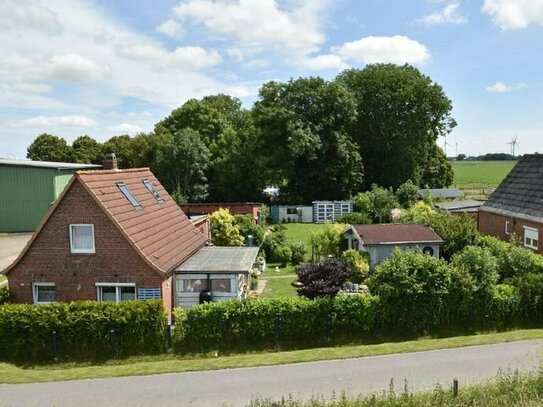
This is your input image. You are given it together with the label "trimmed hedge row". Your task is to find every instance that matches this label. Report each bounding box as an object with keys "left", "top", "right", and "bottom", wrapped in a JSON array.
[{"left": 0, "top": 300, "right": 167, "bottom": 363}]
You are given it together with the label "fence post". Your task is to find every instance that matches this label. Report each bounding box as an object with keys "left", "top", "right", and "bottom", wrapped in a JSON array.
[
  {"left": 109, "top": 329, "right": 116, "bottom": 354},
  {"left": 51, "top": 330, "right": 58, "bottom": 361},
  {"left": 453, "top": 378, "right": 459, "bottom": 397}
]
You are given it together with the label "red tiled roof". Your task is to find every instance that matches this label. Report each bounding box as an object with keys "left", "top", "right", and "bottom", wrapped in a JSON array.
[
  {"left": 351, "top": 224, "right": 442, "bottom": 245},
  {"left": 77, "top": 168, "right": 207, "bottom": 273}
]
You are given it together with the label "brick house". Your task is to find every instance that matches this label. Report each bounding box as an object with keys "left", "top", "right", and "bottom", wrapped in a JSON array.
[
  {"left": 3, "top": 157, "right": 258, "bottom": 318},
  {"left": 479, "top": 154, "right": 542, "bottom": 254}
]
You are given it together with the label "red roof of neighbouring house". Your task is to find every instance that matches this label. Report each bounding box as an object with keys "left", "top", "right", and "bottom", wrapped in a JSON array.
[
  {"left": 4, "top": 168, "right": 208, "bottom": 275},
  {"left": 350, "top": 224, "right": 443, "bottom": 245}
]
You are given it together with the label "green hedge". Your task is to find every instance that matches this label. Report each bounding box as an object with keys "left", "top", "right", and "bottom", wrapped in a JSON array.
[
  {"left": 0, "top": 300, "right": 167, "bottom": 364},
  {"left": 172, "top": 296, "right": 380, "bottom": 352}
]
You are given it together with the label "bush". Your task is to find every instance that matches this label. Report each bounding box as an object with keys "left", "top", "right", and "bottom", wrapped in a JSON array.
[
  {"left": 309, "top": 223, "right": 347, "bottom": 260},
  {"left": 336, "top": 212, "right": 372, "bottom": 225},
  {"left": 0, "top": 300, "right": 167, "bottom": 364},
  {"left": 475, "top": 284, "right": 520, "bottom": 327},
  {"left": 354, "top": 184, "right": 399, "bottom": 223},
  {"left": 296, "top": 258, "right": 354, "bottom": 299},
  {"left": 274, "top": 245, "right": 293, "bottom": 265},
  {"left": 367, "top": 249, "right": 453, "bottom": 333},
  {"left": 507, "top": 273, "right": 543, "bottom": 322},
  {"left": 289, "top": 242, "right": 307, "bottom": 265},
  {"left": 261, "top": 225, "right": 287, "bottom": 261},
  {"left": 0, "top": 287, "right": 10, "bottom": 304},
  {"left": 395, "top": 179, "right": 419, "bottom": 209},
  {"left": 234, "top": 214, "right": 265, "bottom": 246},
  {"left": 340, "top": 249, "right": 369, "bottom": 283},
  {"left": 172, "top": 295, "right": 380, "bottom": 352},
  {"left": 450, "top": 246, "right": 499, "bottom": 293},
  {"left": 210, "top": 208, "right": 244, "bottom": 246}
]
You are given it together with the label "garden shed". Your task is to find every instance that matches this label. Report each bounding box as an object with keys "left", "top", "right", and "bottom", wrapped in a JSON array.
[
  {"left": 270, "top": 205, "right": 313, "bottom": 223},
  {"left": 313, "top": 201, "right": 354, "bottom": 223},
  {"left": 0, "top": 159, "right": 100, "bottom": 232},
  {"left": 343, "top": 224, "right": 443, "bottom": 270}
]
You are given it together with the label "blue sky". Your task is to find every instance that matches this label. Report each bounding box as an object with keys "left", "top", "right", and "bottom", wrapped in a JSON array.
[{"left": 1, "top": 0, "right": 542, "bottom": 158}]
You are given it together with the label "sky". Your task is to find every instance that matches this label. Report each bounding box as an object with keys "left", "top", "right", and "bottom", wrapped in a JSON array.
[{"left": 1, "top": 0, "right": 542, "bottom": 158}]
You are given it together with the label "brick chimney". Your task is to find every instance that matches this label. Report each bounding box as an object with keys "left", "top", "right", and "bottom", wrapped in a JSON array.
[{"left": 102, "top": 152, "right": 118, "bottom": 170}]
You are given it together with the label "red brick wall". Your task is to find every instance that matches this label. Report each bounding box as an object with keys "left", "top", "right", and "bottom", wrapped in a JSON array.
[
  {"left": 479, "top": 211, "right": 543, "bottom": 254},
  {"left": 7, "top": 180, "right": 170, "bottom": 313}
]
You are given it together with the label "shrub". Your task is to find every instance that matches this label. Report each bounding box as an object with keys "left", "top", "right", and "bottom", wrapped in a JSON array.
[
  {"left": 172, "top": 295, "right": 380, "bottom": 352},
  {"left": 261, "top": 225, "right": 287, "bottom": 261},
  {"left": 210, "top": 208, "right": 244, "bottom": 246},
  {"left": 354, "top": 184, "right": 399, "bottom": 223},
  {"left": 507, "top": 273, "right": 543, "bottom": 322},
  {"left": 289, "top": 242, "right": 307, "bottom": 265},
  {"left": 309, "top": 223, "right": 347, "bottom": 260},
  {"left": 296, "top": 258, "right": 354, "bottom": 299},
  {"left": 340, "top": 249, "right": 369, "bottom": 283},
  {"left": 336, "top": 212, "right": 372, "bottom": 225},
  {"left": 476, "top": 284, "right": 520, "bottom": 327},
  {"left": 274, "top": 245, "right": 292, "bottom": 265},
  {"left": 367, "top": 249, "right": 453, "bottom": 333},
  {"left": 395, "top": 179, "right": 419, "bottom": 209},
  {"left": 0, "top": 300, "right": 167, "bottom": 364},
  {"left": 450, "top": 246, "right": 499, "bottom": 293},
  {"left": 234, "top": 214, "right": 265, "bottom": 246},
  {"left": 0, "top": 287, "right": 10, "bottom": 304}
]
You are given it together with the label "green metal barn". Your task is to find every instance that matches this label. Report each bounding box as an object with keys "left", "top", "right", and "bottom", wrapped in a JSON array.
[{"left": 0, "top": 159, "right": 100, "bottom": 232}]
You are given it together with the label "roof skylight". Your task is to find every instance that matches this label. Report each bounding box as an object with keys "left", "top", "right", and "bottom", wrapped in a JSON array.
[
  {"left": 117, "top": 182, "right": 142, "bottom": 208},
  {"left": 143, "top": 179, "right": 164, "bottom": 203}
]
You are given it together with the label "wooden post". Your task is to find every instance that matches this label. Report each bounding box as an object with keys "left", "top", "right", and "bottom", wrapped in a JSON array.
[{"left": 453, "top": 378, "right": 459, "bottom": 397}]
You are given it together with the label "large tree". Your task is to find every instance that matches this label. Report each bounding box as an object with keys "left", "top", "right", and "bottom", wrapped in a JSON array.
[
  {"left": 153, "top": 129, "right": 210, "bottom": 202},
  {"left": 337, "top": 64, "right": 456, "bottom": 189},
  {"left": 26, "top": 134, "right": 73, "bottom": 162},
  {"left": 72, "top": 135, "right": 102, "bottom": 164},
  {"left": 102, "top": 135, "right": 136, "bottom": 169},
  {"left": 252, "top": 77, "right": 363, "bottom": 202}
]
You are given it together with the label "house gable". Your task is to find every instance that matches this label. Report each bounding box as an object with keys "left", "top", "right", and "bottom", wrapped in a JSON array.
[{"left": 7, "top": 179, "right": 162, "bottom": 304}]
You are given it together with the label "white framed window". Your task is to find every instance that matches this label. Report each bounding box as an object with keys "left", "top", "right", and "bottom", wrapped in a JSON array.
[
  {"left": 524, "top": 227, "right": 539, "bottom": 250},
  {"left": 505, "top": 221, "right": 510, "bottom": 235},
  {"left": 96, "top": 283, "right": 136, "bottom": 303},
  {"left": 210, "top": 275, "right": 235, "bottom": 293},
  {"left": 176, "top": 274, "right": 208, "bottom": 293},
  {"left": 32, "top": 282, "right": 56, "bottom": 304},
  {"left": 70, "top": 224, "right": 95, "bottom": 254}
]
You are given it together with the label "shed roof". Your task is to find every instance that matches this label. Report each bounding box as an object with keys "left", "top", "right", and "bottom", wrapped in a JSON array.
[
  {"left": 480, "top": 154, "right": 543, "bottom": 223},
  {"left": 419, "top": 188, "right": 463, "bottom": 199},
  {"left": 176, "top": 246, "right": 259, "bottom": 273},
  {"left": 349, "top": 224, "right": 443, "bottom": 245},
  {"left": 0, "top": 158, "right": 100, "bottom": 170},
  {"left": 435, "top": 200, "right": 484, "bottom": 212}
]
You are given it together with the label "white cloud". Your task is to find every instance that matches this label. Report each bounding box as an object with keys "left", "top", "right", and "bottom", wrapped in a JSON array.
[
  {"left": 116, "top": 45, "right": 222, "bottom": 70},
  {"left": 48, "top": 54, "right": 111, "bottom": 81},
  {"left": 156, "top": 19, "right": 182, "bottom": 38},
  {"left": 9, "top": 115, "right": 98, "bottom": 128},
  {"left": 172, "top": 0, "right": 326, "bottom": 55},
  {"left": 334, "top": 36, "right": 430, "bottom": 65},
  {"left": 419, "top": 2, "right": 467, "bottom": 26},
  {"left": 483, "top": 0, "right": 543, "bottom": 30},
  {"left": 485, "top": 81, "right": 527, "bottom": 92},
  {"left": 297, "top": 54, "right": 349, "bottom": 71},
  {"left": 0, "top": 0, "right": 62, "bottom": 35},
  {"left": 107, "top": 123, "right": 144, "bottom": 134}
]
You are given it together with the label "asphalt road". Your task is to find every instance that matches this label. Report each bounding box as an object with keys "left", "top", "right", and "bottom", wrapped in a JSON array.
[{"left": 1, "top": 340, "right": 542, "bottom": 407}]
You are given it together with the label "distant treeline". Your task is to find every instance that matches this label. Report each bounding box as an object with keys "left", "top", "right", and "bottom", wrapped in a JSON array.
[{"left": 457, "top": 153, "right": 517, "bottom": 161}]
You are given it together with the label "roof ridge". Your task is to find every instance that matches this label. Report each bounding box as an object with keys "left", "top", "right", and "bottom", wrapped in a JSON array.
[{"left": 77, "top": 167, "right": 150, "bottom": 175}]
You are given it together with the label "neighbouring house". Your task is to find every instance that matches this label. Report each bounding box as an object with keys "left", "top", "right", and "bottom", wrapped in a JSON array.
[
  {"left": 313, "top": 201, "right": 354, "bottom": 223},
  {"left": 270, "top": 205, "right": 313, "bottom": 223},
  {"left": 0, "top": 158, "right": 100, "bottom": 232},
  {"left": 479, "top": 154, "right": 543, "bottom": 254},
  {"left": 434, "top": 199, "right": 483, "bottom": 221},
  {"left": 3, "top": 156, "right": 258, "bottom": 319},
  {"left": 343, "top": 224, "right": 443, "bottom": 270},
  {"left": 179, "top": 202, "right": 262, "bottom": 223},
  {"left": 419, "top": 188, "right": 463, "bottom": 200}
]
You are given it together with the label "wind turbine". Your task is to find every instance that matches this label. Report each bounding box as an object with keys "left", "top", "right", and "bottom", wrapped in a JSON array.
[
  {"left": 507, "top": 136, "right": 520, "bottom": 157},
  {"left": 443, "top": 137, "right": 453, "bottom": 157}
]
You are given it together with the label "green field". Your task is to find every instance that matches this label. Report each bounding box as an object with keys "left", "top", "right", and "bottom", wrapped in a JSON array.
[{"left": 451, "top": 161, "right": 516, "bottom": 190}]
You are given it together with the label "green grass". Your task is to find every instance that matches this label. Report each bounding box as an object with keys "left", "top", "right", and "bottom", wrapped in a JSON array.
[
  {"left": 259, "top": 277, "right": 298, "bottom": 298},
  {"left": 283, "top": 223, "right": 327, "bottom": 255},
  {"left": 249, "top": 370, "right": 543, "bottom": 406},
  {"left": 451, "top": 161, "right": 516, "bottom": 190},
  {"left": 1, "top": 329, "right": 543, "bottom": 384}
]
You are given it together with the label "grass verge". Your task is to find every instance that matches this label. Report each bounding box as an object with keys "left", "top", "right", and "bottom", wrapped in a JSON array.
[
  {"left": 259, "top": 277, "right": 298, "bottom": 298},
  {"left": 2, "top": 329, "right": 543, "bottom": 384}
]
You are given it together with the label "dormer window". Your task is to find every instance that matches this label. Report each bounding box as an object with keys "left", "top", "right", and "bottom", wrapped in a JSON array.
[
  {"left": 117, "top": 182, "right": 142, "bottom": 208},
  {"left": 143, "top": 179, "right": 164, "bottom": 203}
]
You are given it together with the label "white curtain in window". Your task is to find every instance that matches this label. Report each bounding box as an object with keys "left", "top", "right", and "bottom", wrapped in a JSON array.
[{"left": 73, "top": 225, "right": 93, "bottom": 250}]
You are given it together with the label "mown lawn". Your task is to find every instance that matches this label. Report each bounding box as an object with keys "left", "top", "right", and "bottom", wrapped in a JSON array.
[
  {"left": 259, "top": 277, "right": 298, "bottom": 299},
  {"left": 451, "top": 161, "right": 516, "bottom": 189}
]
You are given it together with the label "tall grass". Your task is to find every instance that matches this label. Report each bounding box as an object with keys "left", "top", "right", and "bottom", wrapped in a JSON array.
[{"left": 249, "top": 368, "right": 543, "bottom": 407}]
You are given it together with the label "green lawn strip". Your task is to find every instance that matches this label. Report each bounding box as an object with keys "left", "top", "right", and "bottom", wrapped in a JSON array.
[
  {"left": 264, "top": 262, "right": 296, "bottom": 276},
  {"left": 259, "top": 276, "right": 297, "bottom": 298},
  {"left": 2, "top": 329, "right": 543, "bottom": 384}
]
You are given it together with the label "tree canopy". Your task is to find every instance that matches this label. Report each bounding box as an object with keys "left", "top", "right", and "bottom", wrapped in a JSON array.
[{"left": 26, "top": 134, "right": 73, "bottom": 162}]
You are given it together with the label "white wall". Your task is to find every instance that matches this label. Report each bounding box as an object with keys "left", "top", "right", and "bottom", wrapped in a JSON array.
[{"left": 278, "top": 206, "right": 313, "bottom": 223}]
